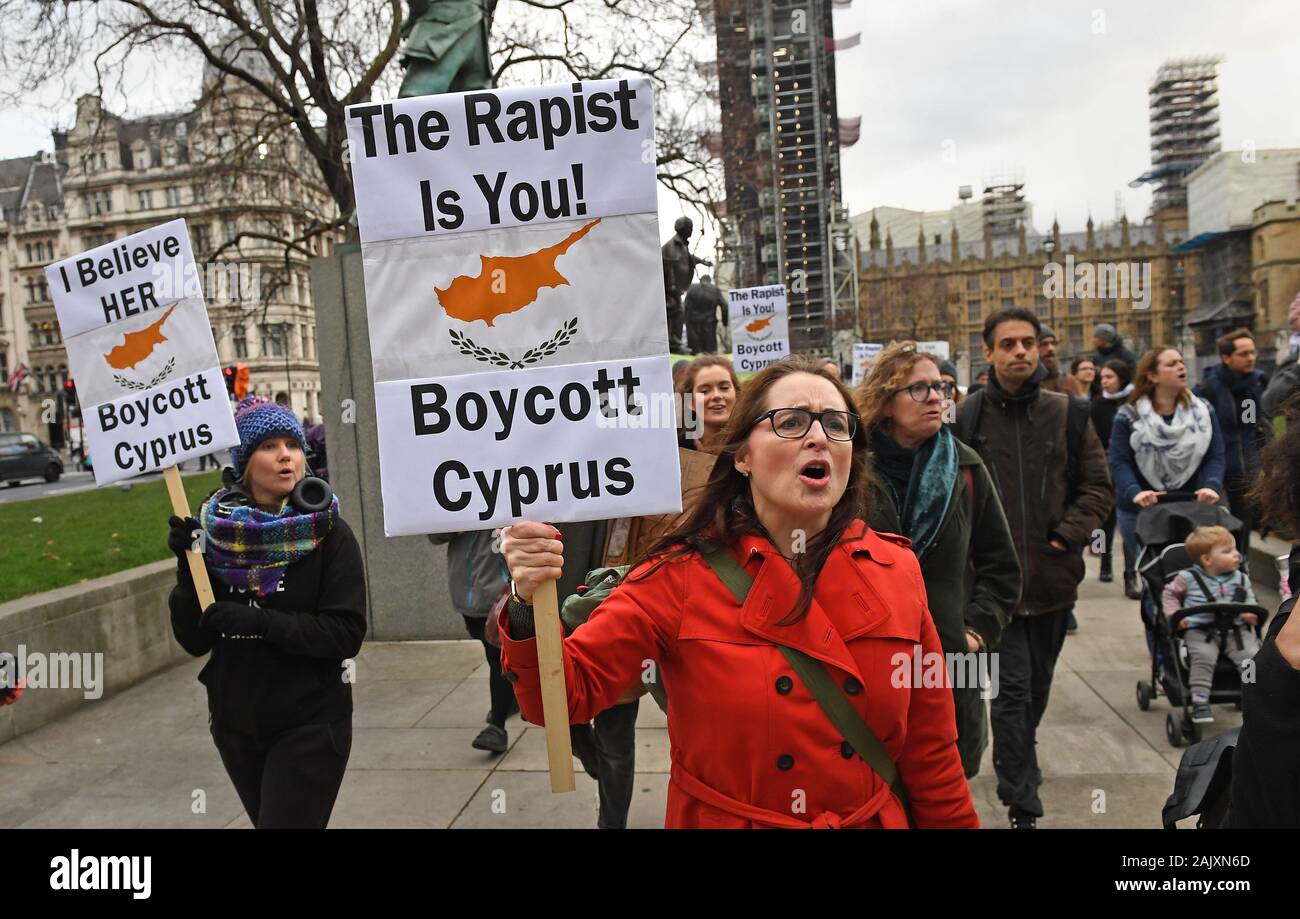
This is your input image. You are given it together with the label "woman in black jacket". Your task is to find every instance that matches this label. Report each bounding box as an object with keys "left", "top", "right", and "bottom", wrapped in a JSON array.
[
  {"left": 1229, "top": 395, "right": 1300, "bottom": 827},
  {"left": 168, "top": 396, "right": 366, "bottom": 828},
  {"left": 1090, "top": 359, "right": 1133, "bottom": 586}
]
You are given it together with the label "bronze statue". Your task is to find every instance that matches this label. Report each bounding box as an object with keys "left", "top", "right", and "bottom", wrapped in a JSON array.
[
  {"left": 398, "top": 0, "right": 492, "bottom": 98},
  {"left": 684, "top": 274, "right": 726, "bottom": 355},
  {"left": 661, "top": 216, "right": 711, "bottom": 355}
]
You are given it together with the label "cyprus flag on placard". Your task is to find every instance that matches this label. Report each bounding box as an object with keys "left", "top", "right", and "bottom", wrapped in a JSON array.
[
  {"left": 346, "top": 78, "right": 681, "bottom": 535},
  {"left": 44, "top": 220, "right": 238, "bottom": 485}
]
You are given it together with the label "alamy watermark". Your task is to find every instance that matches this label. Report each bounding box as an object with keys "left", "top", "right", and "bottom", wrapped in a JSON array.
[
  {"left": 49, "top": 850, "right": 150, "bottom": 899},
  {"left": 890, "top": 645, "right": 999, "bottom": 700},
  {"left": 594, "top": 389, "right": 704, "bottom": 439},
  {"left": 0, "top": 646, "right": 104, "bottom": 700},
  {"left": 1042, "top": 255, "right": 1152, "bottom": 310},
  {"left": 148, "top": 256, "right": 263, "bottom": 306}
]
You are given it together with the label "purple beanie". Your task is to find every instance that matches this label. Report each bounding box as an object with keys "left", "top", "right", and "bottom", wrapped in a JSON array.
[{"left": 230, "top": 395, "right": 306, "bottom": 477}]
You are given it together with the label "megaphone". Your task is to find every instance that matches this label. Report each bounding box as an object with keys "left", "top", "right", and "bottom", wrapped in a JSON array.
[
  {"left": 290, "top": 475, "right": 334, "bottom": 513},
  {"left": 218, "top": 466, "right": 333, "bottom": 515}
]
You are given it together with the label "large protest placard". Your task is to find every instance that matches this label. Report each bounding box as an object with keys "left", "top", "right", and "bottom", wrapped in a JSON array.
[
  {"left": 45, "top": 220, "right": 239, "bottom": 486},
  {"left": 347, "top": 79, "right": 682, "bottom": 793},
  {"left": 728, "top": 285, "right": 790, "bottom": 374},
  {"left": 346, "top": 78, "right": 681, "bottom": 537}
]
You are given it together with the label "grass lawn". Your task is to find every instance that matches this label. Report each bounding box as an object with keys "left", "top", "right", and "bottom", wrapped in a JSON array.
[{"left": 0, "top": 472, "right": 223, "bottom": 605}]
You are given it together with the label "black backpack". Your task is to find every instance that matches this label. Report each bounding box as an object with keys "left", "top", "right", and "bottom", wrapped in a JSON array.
[{"left": 1161, "top": 727, "right": 1239, "bottom": 829}]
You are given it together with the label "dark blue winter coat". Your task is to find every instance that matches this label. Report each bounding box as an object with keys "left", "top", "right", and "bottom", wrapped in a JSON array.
[{"left": 1195, "top": 363, "right": 1267, "bottom": 481}]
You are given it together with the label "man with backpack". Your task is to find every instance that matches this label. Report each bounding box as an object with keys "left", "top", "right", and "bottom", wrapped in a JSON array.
[
  {"left": 1196, "top": 328, "right": 1268, "bottom": 555},
  {"left": 957, "top": 308, "right": 1113, "bottom": 828}
]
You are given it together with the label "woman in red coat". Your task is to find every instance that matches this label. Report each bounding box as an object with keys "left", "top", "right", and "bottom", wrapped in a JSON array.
[{"left": 500, "top": 357, "right": 978, "bottom": 829}]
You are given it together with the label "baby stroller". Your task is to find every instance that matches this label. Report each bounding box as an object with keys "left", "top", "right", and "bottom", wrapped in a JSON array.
[{"left": 1132, "top": 493, "right": 1269, "bottom": 747}]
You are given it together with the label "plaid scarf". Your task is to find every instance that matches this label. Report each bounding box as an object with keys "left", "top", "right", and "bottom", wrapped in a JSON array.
[{"left": 199, "top": 488, "right": 339, "bottom": 597}]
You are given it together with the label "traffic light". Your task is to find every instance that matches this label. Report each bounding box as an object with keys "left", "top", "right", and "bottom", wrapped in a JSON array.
[
  {"left": 63, "top": 379, "right": 80, "bottom": 418},
  {"left": 223, "top": 366, "right": 236, "bottom": 398}
]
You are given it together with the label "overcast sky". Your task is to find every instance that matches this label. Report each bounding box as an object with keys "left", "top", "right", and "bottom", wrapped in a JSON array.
[
  {"left": 3, "top": 0, "right": 1298, "bottom": 244},
  {"left": 832, "top": 0, "right": 1300, "bottom": 232}
]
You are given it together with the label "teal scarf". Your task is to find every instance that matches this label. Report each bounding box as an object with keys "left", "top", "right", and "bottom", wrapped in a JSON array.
[{"left": 871, "top": 426, "right": 959, "bottom": 559}]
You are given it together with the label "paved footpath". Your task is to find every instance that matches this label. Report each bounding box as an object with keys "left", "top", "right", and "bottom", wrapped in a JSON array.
[{"left": 0, "top": 554, "right": 1271, "bottom": 828}]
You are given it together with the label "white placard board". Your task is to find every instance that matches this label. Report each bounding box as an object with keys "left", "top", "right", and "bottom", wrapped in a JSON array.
[
  {"left": 727, "top": 285, "right": 790, "bottom": 374},
  {"left": 346, "top": 79, "right": 681, "bottom": 535},
  {"left": 44, "top": 220, "right": 238, "bottom": 484},
  {"left": 851, "top": 342, "right": 884, "bottom": 386}
]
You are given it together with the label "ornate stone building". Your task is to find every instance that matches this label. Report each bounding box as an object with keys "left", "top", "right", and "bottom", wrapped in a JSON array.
[
  {"left": 0, "top": 68, "right": 339, "bottom": 440},
  {"left": 854, "top": 209, "right": 1201, "bottom": 379}
]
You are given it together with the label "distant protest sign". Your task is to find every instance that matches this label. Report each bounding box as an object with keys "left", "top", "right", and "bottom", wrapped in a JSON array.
[
  {"left": 917, "top": 340, "right": 951, "bottom": 361},
  {"left": 851, "top": 343, "right": 884, "bottom": 386},
  {"left": 346, "top": 78, "right": 681, "bottom": 536},
  {"left": 728, "top": 285, "right": 790, "bottom": 374},
  {"left": 45, "top": 220, "right": 238, "bottom": 486}
]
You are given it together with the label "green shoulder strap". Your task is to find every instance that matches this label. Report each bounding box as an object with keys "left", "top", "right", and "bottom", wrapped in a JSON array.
[{"left": 699, "top": 545, "right": 910, "bottom": 813}]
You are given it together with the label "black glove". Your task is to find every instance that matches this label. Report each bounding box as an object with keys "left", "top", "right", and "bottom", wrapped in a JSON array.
[
  {"left": 168, "top": 515, "right": 203, "bottom": 559},
  {"left": 201, "top": 601, "right": 271, "bottom": 639}
]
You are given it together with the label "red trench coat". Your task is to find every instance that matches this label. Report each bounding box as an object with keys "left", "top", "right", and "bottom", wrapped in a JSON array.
[{"left": 499, "top": 520, "right": 979, "bottom": 829}]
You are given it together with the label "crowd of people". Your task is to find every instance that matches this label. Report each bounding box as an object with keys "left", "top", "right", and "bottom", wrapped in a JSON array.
[{"left": 146, "top": 307, "right": 1300, "bottom": 830}]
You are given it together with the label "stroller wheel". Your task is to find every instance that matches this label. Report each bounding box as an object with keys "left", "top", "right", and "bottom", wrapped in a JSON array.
[
  {"left": 1136, "top": 681, "right": 1152, "bottom": 711},
  {"left": 1166, "top": 712, "right": 1183, "bottom": 747}
]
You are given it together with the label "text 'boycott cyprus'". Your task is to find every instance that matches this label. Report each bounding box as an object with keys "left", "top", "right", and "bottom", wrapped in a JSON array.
[
  {"left": 409, "top": 365, "right": 650, "bottom": 520},
  {"left": 97, "top": 375, "right": 220, "bottom": 472}
]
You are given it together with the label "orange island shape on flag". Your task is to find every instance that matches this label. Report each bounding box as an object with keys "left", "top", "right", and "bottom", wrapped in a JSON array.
[
  {"left": 434, "top": 218, "right": 602, "bottom": 326},
  {"left": 745, "top": 316, "right": 773, "bottom": 333},
  {"left": 104, "top": 302, "right": 177, "bottom": 370}
]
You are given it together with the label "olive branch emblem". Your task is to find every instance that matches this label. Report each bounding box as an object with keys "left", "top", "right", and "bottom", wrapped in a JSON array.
[
  {"left": 112, "top": 356, "right": 176, "bottom": 391},
  {"left": 449, "top": 317, "right": 578, "bottom": 369}
]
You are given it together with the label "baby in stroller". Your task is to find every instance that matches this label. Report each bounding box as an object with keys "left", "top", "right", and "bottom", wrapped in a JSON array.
[{"left": 1161, "top": 525, "right": 1261, "bottom": 724}]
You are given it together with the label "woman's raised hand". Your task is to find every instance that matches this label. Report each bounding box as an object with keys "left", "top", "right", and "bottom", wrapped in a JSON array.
[{"left": 501, "top": 521, "right": 564, "bottom": 604}]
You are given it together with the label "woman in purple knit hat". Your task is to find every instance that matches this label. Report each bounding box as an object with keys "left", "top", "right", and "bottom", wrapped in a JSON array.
[{"left": 166, "top": 395, "right": 366, "bottom": 828}]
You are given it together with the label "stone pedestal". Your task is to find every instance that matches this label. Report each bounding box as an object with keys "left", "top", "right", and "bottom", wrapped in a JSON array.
[{"left": 311, "top": 249, "right": 459, "bottom": 639}]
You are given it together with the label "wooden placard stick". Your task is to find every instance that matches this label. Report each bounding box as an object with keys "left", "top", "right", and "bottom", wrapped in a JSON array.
[
  {"left": 531, "top": 578, "right": 575, "bottom": 793},
  {"left": 162, "top": 465, "right": 214, "bottom": 610}
]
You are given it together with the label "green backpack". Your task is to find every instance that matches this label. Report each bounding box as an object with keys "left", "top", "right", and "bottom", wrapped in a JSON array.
[{"left": 560, "top": 565, "right": 668, "bottom": 712}]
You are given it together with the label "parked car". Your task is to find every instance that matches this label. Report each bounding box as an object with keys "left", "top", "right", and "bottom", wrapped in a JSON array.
[{"left": 0, "top": 432, "right": 64, "bottom": 486}]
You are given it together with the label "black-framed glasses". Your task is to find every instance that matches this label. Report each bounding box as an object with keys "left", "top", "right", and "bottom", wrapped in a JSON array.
[
  {"left": 751, "top": 408, "right": 858, "bottom": 441},
  {"left": 893, "top": 381, "right": 956, "bottom": 403}
]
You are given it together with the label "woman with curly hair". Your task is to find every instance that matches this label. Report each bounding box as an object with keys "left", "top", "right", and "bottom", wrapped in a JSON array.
[{"left": 856, "top": 342, "right": 1020, "bottom": 777}]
